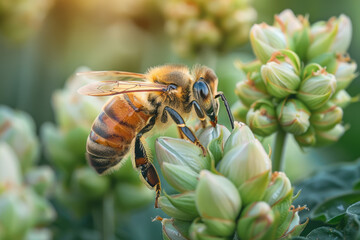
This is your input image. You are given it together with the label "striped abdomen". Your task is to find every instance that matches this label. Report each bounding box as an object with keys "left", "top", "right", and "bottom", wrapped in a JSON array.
[{"left": 87, "top": 95, "right": 151, "bottom": 174}]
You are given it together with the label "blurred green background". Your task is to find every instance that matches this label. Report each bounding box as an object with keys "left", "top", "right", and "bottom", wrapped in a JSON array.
[{"left": 0, "top": 0, "right": 359, "bottom": 239}]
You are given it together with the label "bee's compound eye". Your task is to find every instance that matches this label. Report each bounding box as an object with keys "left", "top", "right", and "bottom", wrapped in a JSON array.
[{"left": 193, "top": 81, "right": 209, "bottom": 99}]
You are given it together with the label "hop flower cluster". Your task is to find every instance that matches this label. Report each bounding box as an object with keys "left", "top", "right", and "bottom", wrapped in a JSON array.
[
  {"left": 162, "top": 0, "right": 257, "bottom": 57},
  {"left": 156, "top": 122, "right": 307, "bottom": 240},
  {"left": 233, "top": 9, "right": 357, "bottom": 147},
  {"left": 0, "top": 106, "right": 55, "bottom": 240},
  {"left": 41, "top": 68, "right": 153, "bottom": 215}
]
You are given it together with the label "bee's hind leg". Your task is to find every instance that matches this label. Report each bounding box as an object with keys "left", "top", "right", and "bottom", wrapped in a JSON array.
[{"left": 134, "top": 116, "right": 161, "bottom": 208}]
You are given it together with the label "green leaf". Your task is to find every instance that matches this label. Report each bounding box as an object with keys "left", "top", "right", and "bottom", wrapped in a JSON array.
[
  {"left": 347, "top": 201, "right": 360, "bottom": 216},
  {"left": 311, "top": 191, "right": 360, "bottom": 224},
  {"left": 306, "top": 227, "right": 343, "bottom": 240}
]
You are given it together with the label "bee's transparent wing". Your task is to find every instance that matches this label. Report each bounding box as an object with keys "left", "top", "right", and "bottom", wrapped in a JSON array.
[
  {"left": 76, "top": 71, "right": 147, "bottom": 81},
  {"left": 78, "top": 80, "right": 167, "bottom": 96}
]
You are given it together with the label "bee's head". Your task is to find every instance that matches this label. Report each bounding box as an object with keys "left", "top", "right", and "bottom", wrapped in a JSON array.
[{"left": 192, "top": 66, "right": 219, "bottom": 127}]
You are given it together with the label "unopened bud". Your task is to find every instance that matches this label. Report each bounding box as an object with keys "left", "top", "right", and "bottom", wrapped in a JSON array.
[
  {"left": 235, "top": 73, "right": 270, "bottom": 107},
  {"left": 261, "top": 50, "right": 301, "bottom": 98},
  {"left": 246, "top": 99, "right": 278, "bottom": 137},
  {"left": 334, "top": 58, "right": 357, "bottom": 91},
  {"left": 331, "top": 90, "right": 352, "bottom": 108},
  {"left": 277, "top": 99, "right": 311, "bottom": 135},
  {"left": 310, "top": 102, "right": 343, "bottom": 130},
  {"left": 315, "top": 124, "right": 346, "bottom": 146},
  {"left": 297, "top": 66, "right": 336, "bottom": 110},
  {"left": 231, "top": 101, "right": 249, "bottom": 123},
  {"left": 250, "top": 23, "right": 288, "bottom": 63},
  {"left": 72, "top": 167, "right": 110, "bottom": 200},
  {"left": 196, "top": 170, "right": 241, "bottom": 237},
  {"left": 161, "top": 218, "right": 191, "bottom": 240},
  {"left": 294, "top": 127, "right": 316, "bottom": 147},
  {"left": 237, "top": 201, "right": 275, "bottom": 240},
  {"left": 223, "top": 122, "right": 256, "bottom": 153},
  {"left": 262, "top": 172, "right": 292, "bottom": 206},
  {"left": 25, "top": 166, "right": 55, "bottom": 197}
]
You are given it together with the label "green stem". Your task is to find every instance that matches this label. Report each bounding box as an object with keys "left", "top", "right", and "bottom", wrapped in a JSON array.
[
  {"left": 102, "top": 193, "right": 115, "bottom": 240},
  {"left": 272, "top": 129, "right": 287, "bottom": 172}
]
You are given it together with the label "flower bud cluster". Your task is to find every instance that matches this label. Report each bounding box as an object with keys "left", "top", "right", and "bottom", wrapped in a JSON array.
[
  {"left": 41, "top": 69, "right": 154, "bottom": 216},
  {"left": 156, "top": 122, "right": 307, "bottom": 239},
  {"left": 233, "top": 10, "right": 357, "bottom": 147},
  {"left": 162, "top": 0, "right": 257, "bottom": 57},
  {"left": 0, "top": 107, "right": 55, "bottom": 240}
]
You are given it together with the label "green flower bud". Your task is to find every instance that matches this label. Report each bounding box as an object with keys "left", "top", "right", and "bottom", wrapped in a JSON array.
[
  {"left": 156, "top": 137, "right": 210, "bottom": 192},
  {"left": 277, "top": 99, "right": 311, "bottom": 135},
  {"left": 235, "top": 73, "right": 270, "bottom": 107},
  {"left": 294, "top": 126, "right": 316, "bottom": 147},
  {"left": 315, "top": 124, "right": 346, "bottom": 146},
  {"left": 307, "top": 15, "right": 352, "bottom": 60},
  {"left": 156, "top": 137, "right": 210, "bottom": 172},
  {"left": 250, "top": 23, "right": 288, "bottom": 63},
  {"left": 40, "top": 122, "right": 79, "bottom": 172},
  {"left": 297, "top": 67, "right": 337, "bottom": 110},
  {"left": 237, "top": 201, "right": 275, "bottom": 240},
  {"left": 0, "top": 142, "right": 22, "bottom": 187},
  {"left": 223, "top": 122, "right": 256, "bottom": 153},
  {"left": 0, "top": 106, "right": 39, "bottom": 172},
  {"left": 262, "top": 172, "right": 292, "bottom": 206},
  {"left": 53, "top": 69, "right": 109, "bottom": 132},
  {"left": 331, "top": 90, "right": 352, "bottom": 108},
  {"left": 158, "top": 195, "right": 195, "bottom": 221},
  {"left": 261, "top": 50, "right": 301, "bottom": 98},
  {"left": 0, "top": 189, "right": 33, "bottom": 239},
  {"left": 275, "top": 9, "right": 303, "bottom": 36},
  {"left": 331, "top": 15, "right": 352, "bottom": 53},
  {"left": 196, "top": 170, "right": 241, "bottom": 237},
  {"left": 231, "top": 101, "right": 248, "bottom": 123},
  {"left": 72, "top": 167, "right": 110, "bottom": 200},
  {"left": 190, "top": 220, "right": 229, "bottom": 240},
  {"left": 310, "top": 102, "right": 343, "bottom": 130},
  {"left": 196, "top": 125, "right": 231, "bottom": 164},
  {"left": 114, "top": 182, "right": 153, "bottom": 211},
  {"left": 334, "top": 57, "right": 358, "bottom": 91},
  {"left": 163, "top": 191, "right": 198, "bottom": 219},
  {"left": 309, "top": 52, "right": 337, "bottom": 73},
  {"left": 161, "top": 218, "right": 191, "bottom": 240},
  {"left": 246, "top": 99, "right": 278, "bottom": 137},
  {"left": 25, "top": 166, "right": 55, "bottom": 197},
  {"left": 196, "top": 125, "right": 231, "bottom": 148},
  {"left": 307, "top": 20, "right": 338, "bottom": 60},
  {"left": 275, "top": 10, "right": 310, "bottom": 60},
  {"left": 219, "top": 139, "right": 271, "bottom": 204},
  {"left": 235, "top": 59, "right": 262, "bottom": 74}
]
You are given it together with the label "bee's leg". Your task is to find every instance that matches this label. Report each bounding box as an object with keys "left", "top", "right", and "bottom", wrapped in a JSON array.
[
  {"left": 162, "top": 106, "right": 206, "bottom": 155},
  {"left": 134, "top": 116, "right": 161, "bottom": 208},
  {"left": 185, "top": 100, "right": 207, "bottom": 130},
  {"left": 177, "top": 128, "right": 186, "bottom": 139}
]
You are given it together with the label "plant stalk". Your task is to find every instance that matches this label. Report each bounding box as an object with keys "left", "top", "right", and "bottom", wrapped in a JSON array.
[
  {"left": 272, "top": 129, "right": 287, "bottom": 172},
  {"left": 102, "top": 193, "right": 115, "bottom": 240}
]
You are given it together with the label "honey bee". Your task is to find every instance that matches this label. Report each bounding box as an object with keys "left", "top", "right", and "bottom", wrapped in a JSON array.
[{"left": 77, "top": 65, "right": 234, "bottom": 207}]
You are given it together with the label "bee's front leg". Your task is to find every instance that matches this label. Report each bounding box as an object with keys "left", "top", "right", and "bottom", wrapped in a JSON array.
[
  {"left": 185, "top": 100, "right": 207, "bottom": 131},
  {"left": 134, "top": 116, "right": 161, "bottom": 208},
  {"left": 162, "top": 106, "right": 206, "bottom": 156}
]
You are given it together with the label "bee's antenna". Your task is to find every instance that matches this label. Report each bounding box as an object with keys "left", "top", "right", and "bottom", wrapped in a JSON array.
[{"left": 215, "top": 92, "right": 234, "bottom": 129}]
